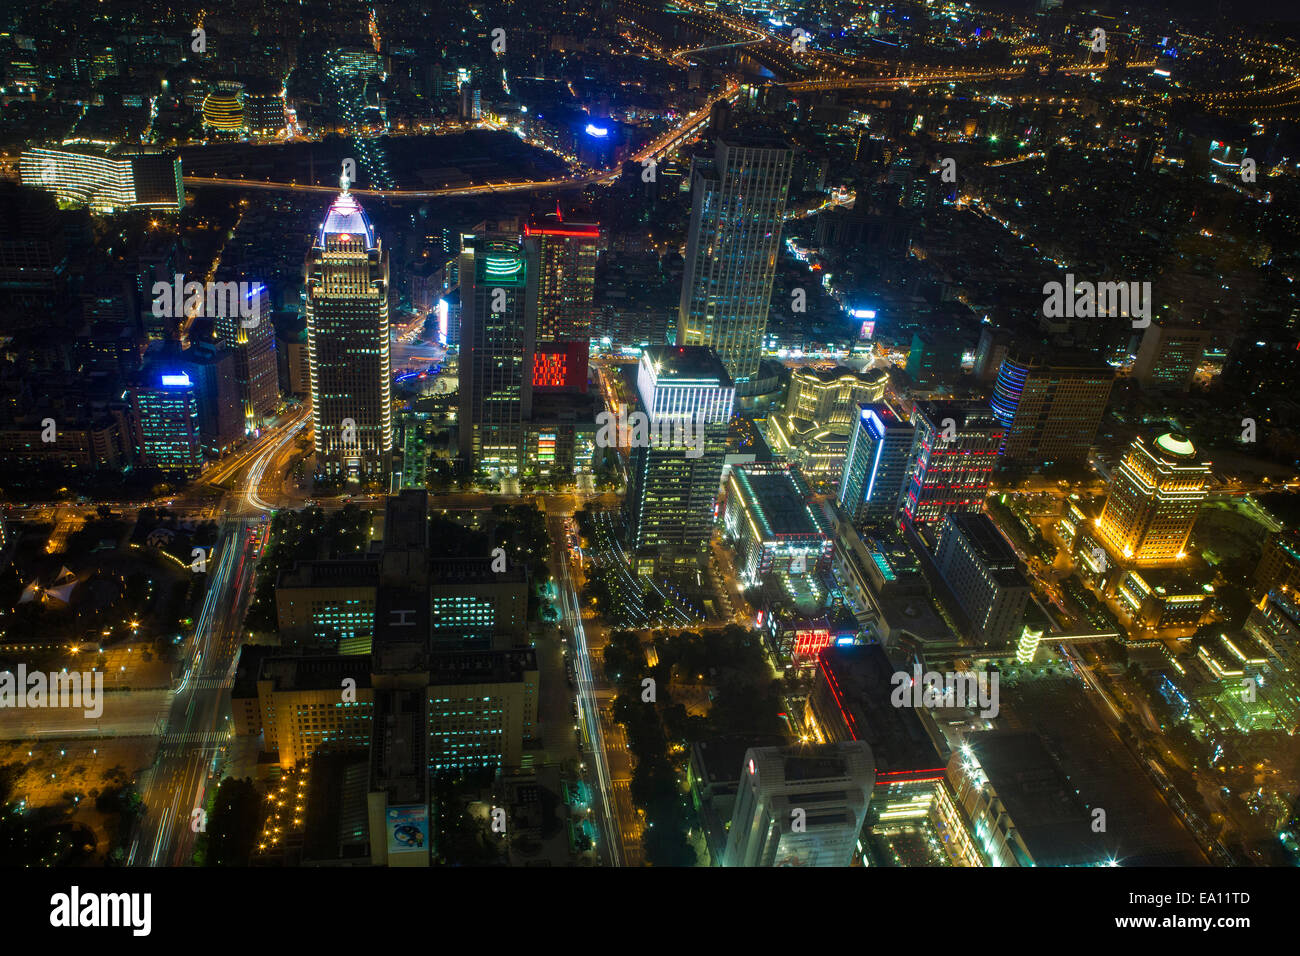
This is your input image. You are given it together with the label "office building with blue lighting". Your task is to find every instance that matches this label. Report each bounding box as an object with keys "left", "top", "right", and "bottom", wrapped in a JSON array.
[
  {"left": 839, "top": 403, "right": 914, "bottom": 527},
  {"left": 130, "top": 369, "right": 203, "bottom": 477}
]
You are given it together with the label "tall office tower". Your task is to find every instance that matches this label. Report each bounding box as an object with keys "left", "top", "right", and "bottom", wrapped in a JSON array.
[
  {"left": 214, "top": 285, "right": 279, "bottom": 432},
  {"left": 1132, "top": 323, "right": 1211, "bottom": 392},
  {"left": 457, "top": 235, "right": 539, "bottom": 473},
  {"left": 525, "top": 206, "right": 598, "bottom": 346},
  {"left": 1097, "top": 432, "right": 1210, "bottom": 566},
  {"left": 130, "top": 368, "right": 203, "bottom": 478},
  {"left": 838, "top": 404, "right": 914, "bottom": 526},
  {"left": 902, "top": 402, "right": 1004, "bottom": 525},
  {"left": 677, "top": 135, "right": 793, "bottom": 385},
  {"left": 722, "top": 741, "right": 875, "bottom": 867},
  {"left": 934, "top": 513, "right": 1031, "bottom": 648},
  {"left": 622, "top": 346, "right": 734, "bottom": 573},
  {"left": 143, "top": 339, "right": 241, "bottom": 457},
  {"left": 305, "top": 177, "right": 393, "bottom": 479},
  {"left": 990, "top": 349, "right": 1114, "bottom": 464}
]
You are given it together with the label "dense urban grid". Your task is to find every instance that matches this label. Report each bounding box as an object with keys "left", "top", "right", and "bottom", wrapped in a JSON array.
[{"left": 0, "top": 0, "right": 1298, "bottom": 886}]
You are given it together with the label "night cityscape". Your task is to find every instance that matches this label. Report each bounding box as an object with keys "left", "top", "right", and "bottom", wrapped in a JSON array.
[{"left": 0, "top": 0, "right": 1297, "bottom": 933}]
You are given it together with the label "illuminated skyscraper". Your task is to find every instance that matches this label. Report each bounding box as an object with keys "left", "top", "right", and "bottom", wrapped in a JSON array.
[
  {"left": 623, "top": 346, "right": 734, "bottom": 573},
  {"left": 457, "top": 234, "right": 539, "bottom": 473},
  {"left": 838, "top": 403, "right": 914, "bottom": 526},
  {"left": 678, "top": 135, "right": 793, "bottom": 384},
  {"left": 722, "top": 741, "right": 875, "bottom": 867},
  {"left": 1097, "top": 432, "right": 1210, "bottom": 566},
  {"left": 525, "top": 206, "right": 599, "bottom": 346},
  {"left": 305, "top": 177, "right": 392, "bottom": 479},
  {"left": 130, "top": 369, "right": 203, "bottom": 478},
  {"left": 902, "top": 402, "right": 1003, "bottom": 525},
  {"left": 214, "top": 284, "right": 279, "bottom": 433},
  {"left": 990, "top": 350, "right": 1113, "bottom": 463}
]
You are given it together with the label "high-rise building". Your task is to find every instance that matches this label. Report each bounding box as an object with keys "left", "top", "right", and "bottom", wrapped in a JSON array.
[
  {"left": 1255, "top": 531, "right": 1300, "bottom": 597},
  {"left": 525, "top": 206, "right": 598, "bottom": 346},
  {"left": 305, "top": 178, "right": 393, "bottom": 479},
  {"left": 456, "top": 234, "right": 539, "bottom": 473},
  {"left": 130, "top": 368, "right": 203, "bottom": 477},
  {"left": 1097, "top": 432, "right": 1210, "bottom": 566},
  {"left": 678, "top": 135, "right": 793, "bottom": 384},
  {"left": 214, "top": 285, "right": 279, "bottom": 432},
  {"left": 722, "top": 463, "right": 832, "bottom": 587},
  {"left": 722, "top": 741, "right": 875, "bottom": 867},
  {"left": 990, "top": 350, "right": 1114, "bottom": 464},
  {"left": 144, "top": 339, "right": 241, "bottom": 457},
  {"left": 934, "top": 513, "right": 1031, "bottom": 648},
  {"left": 623, "top": 346, "right": 734, "bottom": 573},
  {"left": 1132, "top": 323, "right": 1210, "bottom": 392},
  {"left": 838, "top": 403, "right": 915, "bottom": 526},
  {"left": 19, "top": 145, "right": 184, "bottom": 213},
  {"left": 902, "top": 402, "right": 1004, "bottom": 525}
]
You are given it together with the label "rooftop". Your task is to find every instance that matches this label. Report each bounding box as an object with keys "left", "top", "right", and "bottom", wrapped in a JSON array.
[
  {"left": 319, "top": 185, "right": 377, "bottom": 250},
  {"left": 815, "top": 645, "right": 948, "bottom": 776},
  {"left": 642, "top": 345, "right": 732, "bottom": 387},
  {"left": 731, "top": 465, "right": 829, "bottom": 540}
]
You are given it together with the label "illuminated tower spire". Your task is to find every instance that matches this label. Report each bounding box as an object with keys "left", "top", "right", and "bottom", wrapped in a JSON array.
[{"left": 304, "top": 183, "right": 392, "bottom": 480}]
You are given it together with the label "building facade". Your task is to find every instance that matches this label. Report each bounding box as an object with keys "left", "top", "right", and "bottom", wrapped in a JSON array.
[
  {"left": 623, "top": 346, "right": 734, "bottom": 573},
  {"left": 678, "top": 136, "right": 793, "bottom": 385},
  {"left": 456, "top": 235, "right": 539, "bottom": 474},
  {"left": 990, "top": 350, "right": 1114, "bottom": 464},
  {"left": 305, "top": 180, "right": 393, "bottom": 479},
  {"left": 838, "top": 403, "right": 915, "bottom": 526},
  {"left": 722, "top": 741, "right": 875, "bottom": 867},
  {"left": 933, "top": 513, "right": 1031, "bottom": 649},
  {"left": 1097, "top": 432, "right": 1210, "bottom": 566},
  {"left": 902, "top": 402, "right": 1004, "bottom": 525}
]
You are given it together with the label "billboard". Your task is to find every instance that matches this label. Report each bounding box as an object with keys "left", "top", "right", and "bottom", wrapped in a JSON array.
[
  {"left": 532, "top": 341, "right": 589, "bottom": 393},
  {"left": 792, "top": 628, "right": 832, "bottom": 666},
  {"left": 386, "top": 804, "right": 428, "bottom": 855}
]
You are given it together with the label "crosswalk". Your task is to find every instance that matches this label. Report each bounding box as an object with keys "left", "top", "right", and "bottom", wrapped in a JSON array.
[
  {"left": 160, "top": 732, "right": 230, "bottom": 745},
  {"left": 189, "top": 678, "right": 233, "bottom": 690}
]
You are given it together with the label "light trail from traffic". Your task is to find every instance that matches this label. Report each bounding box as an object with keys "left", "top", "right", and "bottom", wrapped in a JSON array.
[{"left": 553, "top": 517, "right": 623, "bottom": 866}]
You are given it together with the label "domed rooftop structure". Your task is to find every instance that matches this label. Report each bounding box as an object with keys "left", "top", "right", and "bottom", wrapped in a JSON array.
[
  {"left": 1154, "top": 432, "right": 1196, "bottom": 458},
  {"left": 318, "top": 173, "right": 376, "bottom": 249}
]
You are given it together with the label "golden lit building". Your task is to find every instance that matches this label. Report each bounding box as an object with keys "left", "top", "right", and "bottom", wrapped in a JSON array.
[
  {"left": 1096, "top": 432, "right": 1209, "bottom": 567},
  {"left": 202, "top": 82, "right": 245, "bottom": 131},
  {"left": 768, "top": 366, "right": 887, "bottom": 490}
]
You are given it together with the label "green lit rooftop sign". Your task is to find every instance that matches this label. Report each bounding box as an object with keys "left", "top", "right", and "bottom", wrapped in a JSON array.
[
  {"left": 1155, "top": 432, "right": 1195, "bottom": 457},
  {"left": 479, "top": 254, "right": 526, "bottom": 286}
]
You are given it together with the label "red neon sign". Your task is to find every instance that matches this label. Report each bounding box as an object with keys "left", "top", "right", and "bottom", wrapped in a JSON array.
[{"left": 524, "top": 225, "right": 600, "bottom": 239}]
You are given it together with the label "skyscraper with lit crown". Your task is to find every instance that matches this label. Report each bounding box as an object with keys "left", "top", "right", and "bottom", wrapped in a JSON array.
[
  {"left": 1097, "top": 432, "right": 1210, "bottom": 566},
  {"left": 305, "top": 174, "right": 392, "bottom": 479}
]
